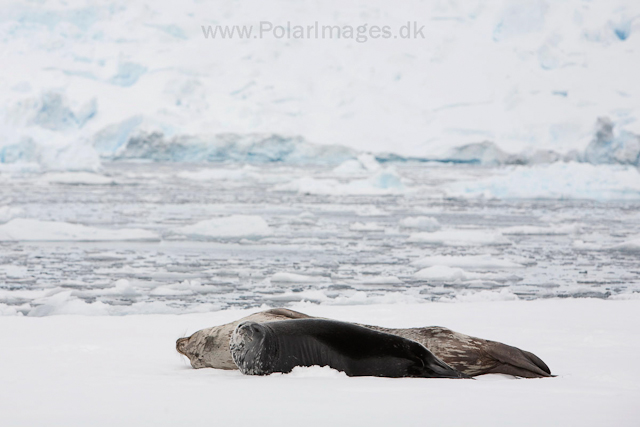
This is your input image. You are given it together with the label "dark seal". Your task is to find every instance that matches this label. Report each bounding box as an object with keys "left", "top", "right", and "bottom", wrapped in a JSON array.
[{"left": 229, "top": 318, "right": 470, "bottom": 379}]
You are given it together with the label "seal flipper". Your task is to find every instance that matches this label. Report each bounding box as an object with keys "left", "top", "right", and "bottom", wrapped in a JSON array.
[
  {"left": 408, "top": 342, "right": 471, "bottom": 379},
  {"left": 484, "top": 342, "right": 552, "bottom": 378},
  {"left": 421, "top": 356, "right": 472, "bottom": 379}
]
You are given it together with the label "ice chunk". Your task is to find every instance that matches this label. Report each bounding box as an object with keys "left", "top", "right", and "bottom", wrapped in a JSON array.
[
  {"left": 610, "top": 237, "right": 640, "bottom": 252},
  {"left": 28, "top": 291, "right": 110, "bottom": 317},
  {"left": 500, "top": 224, "right": 581, "bottom": 235},
  {"left": 448, "top": 162, "right": 640, "bottom": 200},
  {"left": 270, "top": 273, "right": 330, "bottom": 284},
  {"left": 444, "top": 141, "right": 510, "bottom": 165},
  {"left": 177, "top": 166, "right": 259, "bottom": 181},
  {"left": 0, "top": 219, "right": 159, "bottom": 241},
  {"left": 114, "top": 132, "right": 356, "bottom": 165},
  {"left": 349, "top": 222, "right": 385, "bottom": 232},
  {"left": 175, "top": 215, "right": 272, "bottom": 239},
  {"left": 399, "top": 216, "right": 440, "bottom": 231},
  {"left": 411, "top": 255, "right": 524, "bottom": 269},
  {"left": 413, "top": 265, "right": 468, "bottom": 281},
  {"left": 408, "top": 229, "right": 510, "bottom": 246},
  {"left": 40, "top": 172, "right": 114, "bottom": 185},
  {"left": 0, "top": 206, "right": 24, "bottom": 223},
  {"left": 275, "top": 168, "right": 404, "bottom": 195},
  {"left": 584, "top": 118, "right": 640, "bottom": 166}
]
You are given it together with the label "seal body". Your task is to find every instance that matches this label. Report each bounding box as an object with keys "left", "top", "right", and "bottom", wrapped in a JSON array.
[
  {"left": 177, "top": 308, "right": 551, "bottom": 378},
  {"left": 230, "top": 319, "right": 469, "bottom": 378}
]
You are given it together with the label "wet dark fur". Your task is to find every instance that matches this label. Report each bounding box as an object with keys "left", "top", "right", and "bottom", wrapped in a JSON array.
[
  {"left": 231, "top": 319, "right": 469, "bottom": 378},
  {"left": 177, "top": 308, "right": 552, "bottom": 378}
]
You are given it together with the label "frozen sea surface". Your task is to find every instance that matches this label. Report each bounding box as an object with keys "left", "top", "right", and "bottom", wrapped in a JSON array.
[{"left": 1, "top": 162, "right": 640, "bottom": 316}]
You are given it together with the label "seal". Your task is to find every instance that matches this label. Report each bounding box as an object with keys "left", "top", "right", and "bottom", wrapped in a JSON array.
[
  {"left": 176, "top": 308, "right": 551, "bottom": 378},
  {"left": 230, "top": 319, "right": 469, "bottom": 378}
]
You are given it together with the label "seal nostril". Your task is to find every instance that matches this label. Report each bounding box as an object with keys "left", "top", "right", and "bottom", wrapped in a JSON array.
[{"left": 176, "top": 337, "right": 188, "bottom": 354}]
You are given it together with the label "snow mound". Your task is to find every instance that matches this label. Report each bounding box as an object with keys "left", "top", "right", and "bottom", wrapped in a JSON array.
[
  {"left": 408, "top": 230, "right": 510, "bottom": 246},
  {"left": 411, "top": 255, "right": 524, "bottom": 269},
  {"left": 0, "top": 219, "right": 160, "bottom": 241},
  {"left": 175, "top": 215, "right": 272, "bottom": 239},
  {"left": 399, "top": 216, "right": 440, "bottom": 231},
  {"left": 286, "top": 366, "right": 347, "bottom": 378},
  {"left": 449, "top": 162, "right": 640, "bottom": 200}
]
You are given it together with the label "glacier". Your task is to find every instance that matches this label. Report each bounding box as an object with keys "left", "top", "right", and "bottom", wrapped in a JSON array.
[{"left": 1, "top": 0, "right": 640, "bottom": 170}]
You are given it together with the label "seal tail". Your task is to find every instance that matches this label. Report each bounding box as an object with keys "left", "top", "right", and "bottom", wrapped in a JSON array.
[{"left": 485, "top": 342, "right": 552, "bottom": 378}]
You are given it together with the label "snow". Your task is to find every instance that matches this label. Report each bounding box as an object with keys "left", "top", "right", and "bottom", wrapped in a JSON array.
[
  {"left": 175, "top": 215, "right": 272, "bottom": 239},
  {"left": 0, "top": 218, "right": 159, "bottom": 241},
  {"left": 1, "top": 300, "right": 638, "bottom": 426},
  {"left": 407, "top": 229, "right": 511, "bottom": 246},
  {"left": 449, "top": 162, "right": 640, "bottom": 200}
]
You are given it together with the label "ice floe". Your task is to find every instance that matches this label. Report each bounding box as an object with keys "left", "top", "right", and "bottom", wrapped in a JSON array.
[
  {"left": 411, "top": 255, "right": 525, "bottom": 269},
  {"left": 0, "top": 219, "right": 159, "bottom": 241},
  {"left": 175, "top": 215, "right": 272, "bottom": 239},
  {"left": 408, "top": 229, "right": 510, "bottom": 246}
]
